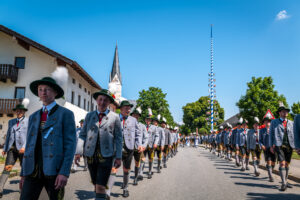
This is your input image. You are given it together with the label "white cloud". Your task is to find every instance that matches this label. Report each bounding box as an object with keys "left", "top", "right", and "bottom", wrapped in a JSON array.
[{"left": 276, "top": 10, "right": 290, "bottom": 20}]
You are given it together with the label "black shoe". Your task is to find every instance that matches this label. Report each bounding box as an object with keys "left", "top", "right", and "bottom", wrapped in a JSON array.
[
  {"left": 287, "top": 183, "right": 293, "bottom": 188},
  {"left": 83, "top": 167, "right": 88, "bottom": 171},
  {"left": 148, "top": 173, "right": 152, "bottom": 179},
  {"left": 246, "top": 166, "right": 250, "bottom": 170},
  {"left": 123, "top": 189, "right": 129, "bottom": 198},
  {"left": 0, "top": 192, "right": 3, "bottom": 198},
  {"left": 71, "top": 168, "right": 75, "bottom": 173},
  {"left": 157, "top": 168, "right": 161, "bottom": 173},
  {"left": 133, "top": 179, "right": 138, "bottom": 186},
  {"left": 255, "top": 171, "right": 260, "bottom": 177},
  {"left": 241, "top": 167, "right": 246, "bottom": 172},
  {"left": 280, "top": 184, "right": 287, "bottom": 191},
  {"left": 269, "top": 177, "right": 274, "bottom": 182},
  {"left": 137, "top": 175, "right": 143, "bottom": 181},
  {"left": 163, "top": 164, "right": 167, "bottom": 168}
]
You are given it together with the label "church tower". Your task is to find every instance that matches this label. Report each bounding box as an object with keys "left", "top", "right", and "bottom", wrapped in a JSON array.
[{"left": 108, "top": 44, "right": 122, "bottom": 102}]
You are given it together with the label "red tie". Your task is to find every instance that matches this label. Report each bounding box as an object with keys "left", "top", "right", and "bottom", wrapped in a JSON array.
[
  {"left": 147, "top": 125, "right": 149, "bottom": 131},
  {"left": 98, "top": 113, "right": 105, "bottom": 124},
  {"left": 41, "top": 108, "right": 48, "bottom": 122},
  {"left": 283, "top": 120, "right": 287, "bottom": 128},
  {"left": 17, "top": 120, "right": 20, "bottom": 127}
]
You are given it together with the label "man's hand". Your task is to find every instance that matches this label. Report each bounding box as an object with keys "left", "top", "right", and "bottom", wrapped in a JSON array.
[
  {"left": 75, "top": 154, "right": 81, "bottom": 163},
  {"left": 261, "top": 145, "right": 266, "bottom": 151},
  {"left": 2, "top": 151, "right": 6, "bottom": 156},
  {"left": 114, "top": 158, "right": 121, "bottom": 169},
  {"left": 137, "top": 146, "right": 143, "bottom": 153},
  {"left": 169, "top": 145, "right": 172, "bottom": 149},
  {"left": 153, "top": 144, "right": 157, "bottom": 149},
  {"left": 19, "top": 176, "right": 25, "bottom": 190},
  {"left": 19, "top": 148, "right": 25, "bottom": 154},
  {"left": 55, "top": 174, "right": 68, "bottom": 190}
]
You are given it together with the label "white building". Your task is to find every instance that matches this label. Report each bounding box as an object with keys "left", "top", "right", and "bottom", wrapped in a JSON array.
[{"left": 0, "top": 25, "right": 115, "bottom": 145}]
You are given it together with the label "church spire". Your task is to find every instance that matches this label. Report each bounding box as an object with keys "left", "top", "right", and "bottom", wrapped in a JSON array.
[{"left": 109, "top": 43, "right": 122, "bottom": 84}]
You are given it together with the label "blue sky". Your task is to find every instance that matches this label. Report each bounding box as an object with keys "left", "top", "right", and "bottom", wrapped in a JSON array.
[{"left": 1, "top": 0, "right": 299, "bottom": 123}]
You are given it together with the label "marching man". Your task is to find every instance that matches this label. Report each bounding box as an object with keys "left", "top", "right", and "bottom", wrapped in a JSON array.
[
  {"left": 270, "top": 102, "right": 295, "bottom": 191},
  {"left": 260, "top": 113, "right": 275, "bottom": 182},
  {"left": 20, "top": 68, "right": 77, "bottom": 200},
  {"left": 161, "top": 118, "right": 172, "bottom": 168},
  {"left": 130, "top": 107, "right": 148, "bottom": 186},
  {"left": 154, "top": 115, "right": 165, "bottom": 173},
  {"left": 76, "top": 89, "right": 122, "bottom": 200},
  {"left": 247, "top": 117, "right": 261, "bottom": 176},
  {"left": 0, "top": 99, "right": 29, "bottom": 198}
]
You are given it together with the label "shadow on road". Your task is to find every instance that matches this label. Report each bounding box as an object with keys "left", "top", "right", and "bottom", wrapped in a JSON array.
[
  {"left": 247, "top": 192, "right": 300, "bottom": 200},
  {"left": 235, "top": 182, "right": 278, "bottom": 189},
  {"left": 74, "top": 190, "right": 95, "bottom": 199},
  {"left": 3, "top": 189, "right": 19, "bottom": 195},
  {"left": 230, "top": 176, "right": 268, "bottom": 181}
]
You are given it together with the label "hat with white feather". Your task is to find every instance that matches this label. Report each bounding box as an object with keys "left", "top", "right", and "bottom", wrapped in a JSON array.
[
  {"left": 277, "top": 101, "right": 290, "bottom": 114},
  {"left": 237, "top": 117, "right": 244, "bottom": 125},
  {"left": 254, "top": 117, "right": 260, "bottom": 124},
  {"left": 13, "top": 98, "right": 30, "bottom": 111},
  {"left": 146, "top": 108, "right": 153, "bottom": 119},
  {"left": 30, "top": 67, "right": 68, "bottom": 99},
  {"left": 131, "top": 106, "right": 142, "bottom": 116},
  {"left": 161, "top": 117, "right": 167, "bottom": 124}
]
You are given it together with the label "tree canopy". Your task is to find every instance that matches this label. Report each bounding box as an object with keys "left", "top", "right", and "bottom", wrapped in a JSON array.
[
  {"left": 236, "top": 76, "right": 289, "bottom": 126},
  {"left": 181, "top": 96, "right": 224, "bottom": 135},
  {"left": 136, "top": 87, "right": 175, "bottom": 126}
]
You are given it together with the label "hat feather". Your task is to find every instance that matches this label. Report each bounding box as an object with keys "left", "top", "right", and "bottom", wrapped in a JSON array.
[
  {"left": 157, "top": 114, "right": 161, "bottom": 120},
  {"left": 108, "top": 82, "right": 118, "bottom": 94},
  {"left": 136, "top": 107, "right": 142, "bottom": 114},
  {"left": 22, "top": 98, "right": 30, "bottom": 108},
  {"left": 254, "top": 117, "right": 260, "bottom": 123},
  {"left": 163, "top": 117, "right": 167, "bottom": 123},
  {"left": 148, "top": 108, "right": 153, "bottom": 116},
  {"left": 51, "top": 67, "right": 69, "bottom": 87}
]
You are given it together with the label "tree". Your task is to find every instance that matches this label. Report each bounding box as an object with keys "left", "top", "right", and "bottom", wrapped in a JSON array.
[
  {"left": 136, "top": 87, "right": 175, "bottom": 126},
  {"left": 182, "top": 96, "right": 224, "bottom": 135},
  {"left": 236, "top": 76, "right": 289, "bottom": 127},
  {"left": 291, "top": 102, "right": 300, "bottom": 119},
  {"left": 199, "top": 128, "right": 209, "bottom": 135}
]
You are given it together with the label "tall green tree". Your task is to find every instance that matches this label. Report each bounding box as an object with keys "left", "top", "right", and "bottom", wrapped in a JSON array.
[
  {"left": 236, "top": 76, "right": 289, "bottom": 126},
  {"left": 182, "top": 96, "right": 224, "bottom": 135},
  {"left": 291, "top": 102, "right": 300, "bottom": 119},
  {"left": 136, "top": 87, "right": 175, "bottom": 126}
]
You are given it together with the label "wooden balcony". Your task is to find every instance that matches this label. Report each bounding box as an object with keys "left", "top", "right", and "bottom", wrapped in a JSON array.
[
  {"left": 0, "top": 64, "right": 19, "bottom": 83},
  {"left": 0, "top": 99, "right": 20, "bottom": 114}
]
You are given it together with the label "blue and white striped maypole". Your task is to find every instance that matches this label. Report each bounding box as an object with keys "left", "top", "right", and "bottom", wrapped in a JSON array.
[{"left": 210, "top": 24, "right": 215, "bottom": 133}]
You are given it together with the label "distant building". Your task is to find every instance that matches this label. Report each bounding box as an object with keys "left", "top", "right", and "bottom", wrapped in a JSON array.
[
  {"left": 0, "top": 25, "right": 116, "bottom": 144},
  {"left": 219, "top": 113, "right": 240, "bottom": 128}
]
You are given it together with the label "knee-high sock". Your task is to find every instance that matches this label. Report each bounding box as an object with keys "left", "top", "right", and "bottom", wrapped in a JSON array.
[
  {"left": 242, "top": 158, "right": 245, "bottom": 168},
  {"left": 157, "top": 160, "right": 161, "bottom": 169},
  {"left": 267, "top": 165, "right": 273, "bottom": 179},
  {"left": 106, "top": 173, "right": 116, "bottom": 196},
  {"left": 123, "top": 172, "right": 129, "bottom": 190},
  {"left": 245, "top": 158, "right": 249, "bottom": 167},
  {"left": 163, "top": 156, "right": 166, "bottom": 165},
  {"left": 0, "top": 171, "right": 10, "bottom": 192},
  {"left": 235, "top": 155, "right": 239, "bottom": 164},
  {"left": 286, "top": 166, "right": 289, "bottom": 180},
  {"left": 134, "top": 166, "right": 139, "bottom": 179},
  {"left": 279, "top": 167, "right": 287, "bottom": 185},
  {"left": 139, "top": 161, "right": 145, "bottom": 176},
  {"left": 96, "top": 193, "right": 107, "bottom": 200},
  {"left": 149, "top": 162, "right": 153, "bottom": 173},
  {"left": 253, "top": 160, "right": 258, "bottom": 172},
  {"left": 83, "top": 156, "right": 88, "bottom": 168}
]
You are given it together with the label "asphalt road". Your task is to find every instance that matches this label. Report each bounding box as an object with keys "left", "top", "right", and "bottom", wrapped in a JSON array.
[{"left": 2, "top": 146, "right": 300, "bottom": 200}]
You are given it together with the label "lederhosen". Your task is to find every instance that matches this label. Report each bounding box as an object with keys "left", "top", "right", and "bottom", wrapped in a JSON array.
[
  {"left": 121, "top": 118, "right": 134, "bottom": 169},
  {"left": 275, "top": 120, "right": 293, "bottom": 163},
  {"left": 263, "top": 129, "right": 276, "bottom": 162},
  {"left": 87, "top": 113, "right": 113, "bottom": 186}
]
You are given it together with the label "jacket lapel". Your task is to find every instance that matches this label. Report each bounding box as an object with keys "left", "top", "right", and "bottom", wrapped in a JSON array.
[
  {"left": 31, "top": 111, "right": 41, "bottom": 136},
  {"left": 100, "top": 111, "right": 110, "bottom": 128}
]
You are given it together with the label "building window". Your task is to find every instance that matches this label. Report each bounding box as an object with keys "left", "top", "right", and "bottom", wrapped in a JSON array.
[
  {"left": 88, "top": 91, "right": 90, "bottom": 95},
  {"left": 87, "top": 101, "right": 90, "bottom": 112},
  {"left": 72, "top": 78, "right": 75, "bottom": 84},
  {"left": 84, "top": 88, "right": 87, "bottom": 93},
  {"left": 78, "top": 95, "right": 81, "bottom": 107},
  {"left": 84, "top": 99, "right": 86, "bottom": 110},
  {"left": 71, "top": 91, "right": 74, "bottom": 104},
  {"left": 15, "top": 87, "right": 25, "bottom": 99},
  {"left": 15, "top": 57, "right": 26, "bottom": 69},
  {"left": 91, "top": 102, "right": 94, "bottom": 111},
  {"left": 79, "top": 83, "right": 82, "bottom": 89}
]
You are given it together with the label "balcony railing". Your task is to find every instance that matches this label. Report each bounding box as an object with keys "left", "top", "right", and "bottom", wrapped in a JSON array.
[
  {"left": 0, "top": 64, "right": 19, "bottom": 83},
  {"left": 0, "top": 99, "right": 20, "bottom": 114}
]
